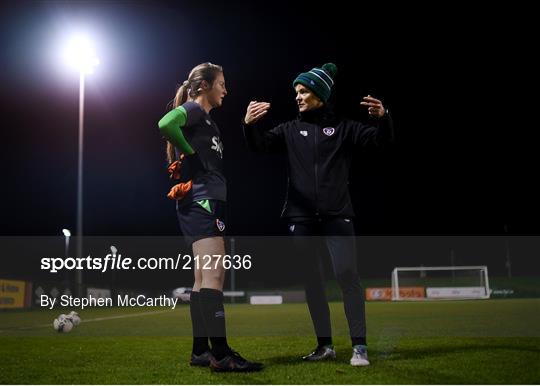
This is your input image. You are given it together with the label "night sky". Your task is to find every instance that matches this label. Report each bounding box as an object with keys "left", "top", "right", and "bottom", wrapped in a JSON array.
[{"left": 1, "top": 1, "right": 537, "bottom": 242}]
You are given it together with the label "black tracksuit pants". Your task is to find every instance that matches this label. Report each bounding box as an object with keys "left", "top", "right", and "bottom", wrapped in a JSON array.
[{"left": 289, "top": 217, "right": 366, "bottom": 346}]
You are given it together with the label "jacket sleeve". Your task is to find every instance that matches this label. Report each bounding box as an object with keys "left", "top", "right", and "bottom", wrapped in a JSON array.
[
  {"left": 243, "top": 121, "right": 287, "bottom": 153},
  {"left": 349, "top": 111, "right": 395, "bottom": 147}
]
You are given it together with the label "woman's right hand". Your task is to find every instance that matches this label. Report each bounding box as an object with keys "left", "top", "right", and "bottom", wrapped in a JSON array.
[{"left": 244, "top": 101, "right": 271, "bottom": 125}]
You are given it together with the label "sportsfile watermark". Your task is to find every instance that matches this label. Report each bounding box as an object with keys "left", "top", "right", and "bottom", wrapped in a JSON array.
[
  {"left": 40, "top": 293, "right": 179, "bottom": 310},
  {"left": 41, "top": 253, "right": 253, "bottom": 273},
  {"left": 1, "top": 236, "right": 539, "bottom": 339}
]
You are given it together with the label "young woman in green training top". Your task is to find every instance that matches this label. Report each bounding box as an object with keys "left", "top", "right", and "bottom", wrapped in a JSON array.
[{"left": 158, "top": 62, "right": 263, "bottom": 372}]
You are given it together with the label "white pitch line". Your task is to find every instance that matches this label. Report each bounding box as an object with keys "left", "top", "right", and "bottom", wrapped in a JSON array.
[{"left": 0, "top": 309, "right": 174, "bottom": 332}]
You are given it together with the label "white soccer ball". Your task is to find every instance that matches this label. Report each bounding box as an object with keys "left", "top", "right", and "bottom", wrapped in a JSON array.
[
  {"left": 67, "top": 311, "right": 81, "bottom": 326},
  {"left": 53, "top": 316, "right": 74, "bottom": 333}
]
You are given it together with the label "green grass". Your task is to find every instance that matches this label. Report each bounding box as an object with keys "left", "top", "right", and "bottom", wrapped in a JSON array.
[{"left": 1, "top": 299, "right": 539, "bottom": 384}]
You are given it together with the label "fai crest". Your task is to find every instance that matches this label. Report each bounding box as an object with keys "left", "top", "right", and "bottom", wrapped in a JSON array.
[
  {"left": 216, "top": 219, "right": 225, "bottom": 232},
  {"left": 323, "top": 127, "right": 335, "bottom": 136}
]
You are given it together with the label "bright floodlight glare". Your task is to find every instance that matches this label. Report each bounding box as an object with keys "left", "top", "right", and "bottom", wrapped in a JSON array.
[
  {"left": 64, "top": 35, "right": 99, "bottom": 74},
  {"left": 62, "top": 229, "right": 71, "bottom": 237}
]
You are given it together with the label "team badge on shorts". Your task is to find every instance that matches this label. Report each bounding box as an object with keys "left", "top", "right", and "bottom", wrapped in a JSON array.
[
  {"left": 289, "top": 224, "right": 295, "bottom": 233},
  {"left": 323, "top": 127, "right": 335, "bottom": 136},
  {"left": 300, "top": 130, "right": 308, "bottom": 137},
  {"left": 216, "top": 219, "right": 225, "bottom": 232}
]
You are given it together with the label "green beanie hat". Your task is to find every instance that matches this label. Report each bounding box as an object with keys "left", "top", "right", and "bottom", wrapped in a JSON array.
[{"left": 293, "top": 63, "right": 338, "bottom": 103}]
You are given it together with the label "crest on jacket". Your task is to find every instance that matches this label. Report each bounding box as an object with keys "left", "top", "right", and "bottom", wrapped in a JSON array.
[{"left": 323, "top": 127, "right": 335, "bottom": 136}]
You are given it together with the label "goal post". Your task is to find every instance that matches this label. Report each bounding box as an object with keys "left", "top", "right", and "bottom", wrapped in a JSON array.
[{"left": 391, "top": 266, "right": 490, "bottom": 301}]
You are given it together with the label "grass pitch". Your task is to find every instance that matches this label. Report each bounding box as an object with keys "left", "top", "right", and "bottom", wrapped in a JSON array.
[{"left": 1, "top": 299, "right": 539, "bottom": 384}]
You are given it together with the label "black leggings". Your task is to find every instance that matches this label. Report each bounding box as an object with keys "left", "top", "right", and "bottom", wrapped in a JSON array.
[{"left": 289, "top": 217, "right": 366, "bottom": 346}]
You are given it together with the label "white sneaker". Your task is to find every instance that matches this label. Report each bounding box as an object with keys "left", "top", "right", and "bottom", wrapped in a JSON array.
[{"left": 350, "top": 345, "right": 370, "bottom": 366}]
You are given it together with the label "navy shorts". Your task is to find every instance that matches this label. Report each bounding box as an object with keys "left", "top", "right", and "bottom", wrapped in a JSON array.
[{"left": 177, "top": 199, "right": 227, "bottom": 246}]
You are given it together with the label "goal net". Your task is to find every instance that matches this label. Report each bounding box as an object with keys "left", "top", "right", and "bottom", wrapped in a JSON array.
[{"left": 391, "top": 266, "right": 490, "bottom": 301}]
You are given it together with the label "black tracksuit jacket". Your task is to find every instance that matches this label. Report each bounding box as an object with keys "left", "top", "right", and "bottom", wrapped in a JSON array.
[{"left": 243, "top": 106, "right": 394, "bottom": 218}]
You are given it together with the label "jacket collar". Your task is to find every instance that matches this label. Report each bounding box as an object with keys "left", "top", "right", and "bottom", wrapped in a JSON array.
[{"left": 299, "top": 104, "right": 336, "bottom": 125}]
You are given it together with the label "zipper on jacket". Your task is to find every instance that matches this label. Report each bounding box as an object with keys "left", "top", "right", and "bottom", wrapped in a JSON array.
[{"left": 314, "top": 125, "right": 320, "bottom": 216}]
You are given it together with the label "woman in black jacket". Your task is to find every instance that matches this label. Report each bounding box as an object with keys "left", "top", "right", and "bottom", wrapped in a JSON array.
[{"left": 243, "top": 63, "right": 393, "bottom": 366}]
